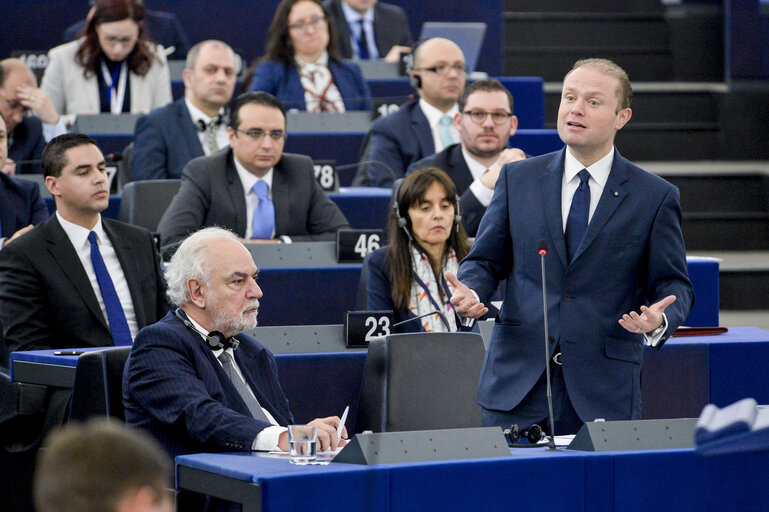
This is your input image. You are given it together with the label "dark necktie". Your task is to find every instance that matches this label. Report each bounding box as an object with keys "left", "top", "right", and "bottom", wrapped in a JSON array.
[
  {"left": 87, "top": 231, "right": 132, "bottom": 346},
  {"left": 357, "top": 18, "right": 370, "bottom": 60},
  {"left": 218, "top": 351, "right": 270, "bottom": 422},
  {"left": 565, "top": 169, "right": 591, "bottom": 262}
]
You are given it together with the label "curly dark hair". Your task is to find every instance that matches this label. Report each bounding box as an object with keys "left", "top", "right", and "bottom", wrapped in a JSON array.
[{"left": 75, "top": 0, "right": 156, "bottom": 78}]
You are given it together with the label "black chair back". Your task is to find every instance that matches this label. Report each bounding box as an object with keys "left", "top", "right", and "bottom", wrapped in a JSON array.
[
  {"left": 118, "top": 179, "right": 181, "bottom": 232},
  {"left": 356, "top": 332, "right": 485, "bottom": 432},
  {"left": 69, "top": 347, "right": 131, "bottom": 422}
]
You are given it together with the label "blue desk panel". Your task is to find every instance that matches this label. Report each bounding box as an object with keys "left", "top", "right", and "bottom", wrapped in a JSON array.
[{"left": 176, "top": 447, "right": 769, "bottom": 512}]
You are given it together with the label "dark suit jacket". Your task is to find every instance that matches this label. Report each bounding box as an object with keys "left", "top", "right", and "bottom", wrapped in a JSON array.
[
  {"left": 365, "top": 246, "right": 496, "bottom": 333},
  {"left": 457, "top": 148, "right": 693, "bottom": 424},
  {"left": 0, "top": 216, "right": 169, "bottom": 356},
  {"left": 248, "top": 59, "right": 372, "bottom": 111},
  {"left": 157, "top": 149, "right": 351, "bottom": 249},
  {"left": 324, "top": 0, "right": 413, "bottom": 60},
  {"left": 131, "top": 98, "right": 203, "bottom": 180},
  {"left": 408, "top": 143, "right": 486, "bottom": 237},
  {"left": 0, "top": 172, "right": 49, "bottom": 239},
  {"left": 367, "top": 98, "right": 433, "bottom": 187},
  {"left": 123, "top": 311, "right": 293, "bottom": 458},
  {"left": 8, "top": 117, "right": 45, "bottom": 175},
  {"left": 63, "top": 10, "right": 191, "bottom": 59}
]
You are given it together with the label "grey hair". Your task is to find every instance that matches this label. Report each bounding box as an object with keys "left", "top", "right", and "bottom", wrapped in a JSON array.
[{"left": 165, "top": 227, "right": 240, "bottom": 307}]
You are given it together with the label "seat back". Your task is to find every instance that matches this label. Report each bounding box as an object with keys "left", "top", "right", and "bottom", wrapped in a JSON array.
[
  {"left": 69, "top": 347, "right": 131, "bottom": 422},
  {"left": 356, "top": 332, "right": 486, "bottom": 432},
  {"left": 118, "top": 179, "right": 181, "bottom": 232}
]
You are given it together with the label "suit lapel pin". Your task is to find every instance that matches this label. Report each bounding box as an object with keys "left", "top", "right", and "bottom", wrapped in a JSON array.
[{"left": 613, "top": 191, "right": 619, "bottom": 197}]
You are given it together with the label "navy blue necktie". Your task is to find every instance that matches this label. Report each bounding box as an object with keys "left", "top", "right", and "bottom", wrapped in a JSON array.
[
  {"left": 565, "top": 169, "right": 591, "bottom": 262},
  {"left": 356, "top": 18, "right": 370, "bottom": 60},
  {"left": 88, "top": 231, "right": 132, "bottom": 346}
]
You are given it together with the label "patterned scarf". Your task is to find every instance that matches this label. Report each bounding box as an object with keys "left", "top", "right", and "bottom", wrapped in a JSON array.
[
  {"left": 407, "top": 245, "right": 459, "bottom": 332},
  {"left": 296, "top": 52, "right": 345, "bottom": 113}
]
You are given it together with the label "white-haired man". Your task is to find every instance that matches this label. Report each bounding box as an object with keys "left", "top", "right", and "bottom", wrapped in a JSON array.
[{"left": 123, "top": 227, "right": 346, "bottom": 457}]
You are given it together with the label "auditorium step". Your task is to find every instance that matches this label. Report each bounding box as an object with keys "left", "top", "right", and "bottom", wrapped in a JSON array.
[{"left": 688, "top": 251, "right": 769, "bottom": 311}]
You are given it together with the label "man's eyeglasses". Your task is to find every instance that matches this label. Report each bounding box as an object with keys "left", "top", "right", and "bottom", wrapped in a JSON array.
[
  {"left": 0, "top": 93, "right": 31, "bottom": 117},
  {"left": 288, "top": 16, "right": 327, "bottom": 32},
  {"left": 414, "top": 64, "right": 469, "bottom": 76},
  {"left": 234, "top": 128, "right": 287, "bottom": 141},
  {"left": 462, "top": 110, "right": 514, "bottom": 125}
]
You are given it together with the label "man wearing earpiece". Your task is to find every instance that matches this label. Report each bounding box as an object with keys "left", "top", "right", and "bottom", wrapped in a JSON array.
[
  {"left": 123, "top": 227, "right": 346, "bottom": 457},
  {"left": 365, "top": 38, "right": 467, "bottom": 187}
]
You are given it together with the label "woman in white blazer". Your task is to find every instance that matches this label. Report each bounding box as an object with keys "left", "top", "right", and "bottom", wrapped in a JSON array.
[{"left": 42, "top": 0, "right": 172, "bottom": 127}]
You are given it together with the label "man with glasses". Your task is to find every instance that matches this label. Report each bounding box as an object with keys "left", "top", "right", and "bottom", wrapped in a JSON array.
[
  {"left": 158, "top": 92, "right": 350, "bottom": 253},
  {"left": 131, "top": 40, "right": 238, "bottom": 181},
  {"left": 366, "top": 37, "right": 466, "bottom": 187},
  {"left": 0, "top": 59, "right": 65, "bottom": 175},
  {"left": 408, "top": 79, "right": 526, "bottom": 236}
]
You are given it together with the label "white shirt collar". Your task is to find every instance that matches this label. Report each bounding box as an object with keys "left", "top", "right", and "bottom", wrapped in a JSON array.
[
  {"left": 56, "top": 211, "right": 104, "bottom": 249},
  {"left": 295, "top": 50, "right": 329, "bottom": 68},
  {"left": 460, "top": 145, "right": 491, "bottom": 181},
  {"left": 419, "top": 98, "right": 459, "bottom": 129},
  {"left": 185, "top": 97, "right": 225, "bottom": 126},
  {"left": 233, "top": 154, "right": 274, "bottom": 197},
  {"left": 564, "top": 146, "right": 614, "bottom": 188},
  {"left": 341, "top": 1, "right": 374, "bottom": 23}
]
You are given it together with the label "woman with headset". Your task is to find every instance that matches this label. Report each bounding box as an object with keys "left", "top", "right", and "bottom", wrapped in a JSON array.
[{"left": 365, "top": 167, "right": 493, "bottom": 332}]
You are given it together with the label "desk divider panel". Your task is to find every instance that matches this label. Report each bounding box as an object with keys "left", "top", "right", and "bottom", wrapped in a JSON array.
[
  {"left": 332, "top": 427, "right": 510, "bottom": 465},
  {"left": 246, "top": 324, "right": 356, "bottom": 354},
  {"left": 286, "top": 112, "right": 373, "bottom": 132},
  {"left": 72, "top": 113, "right": 141, "bottom": 134},
  {"left": 246, "top": 242, "right": 342, "bottom": 268},
  {"left": 568, "top": 418, "right": 698, "bottom": 452}
]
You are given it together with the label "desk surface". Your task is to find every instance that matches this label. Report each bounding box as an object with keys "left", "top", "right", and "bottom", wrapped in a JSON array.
[{"left": 176, "top": 445, "right": 769, "bottom": 512}]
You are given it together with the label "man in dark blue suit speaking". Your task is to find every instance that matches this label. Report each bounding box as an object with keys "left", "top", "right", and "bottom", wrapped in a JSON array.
[
  {"left": 131, "top": 40, "right": 238, "bottom": 181},
  {"left": 124, "top": 227, "right": 346, "bottom": 457},
  {"left": 447, "top": 59, "right": 693, "bottom": 435}
]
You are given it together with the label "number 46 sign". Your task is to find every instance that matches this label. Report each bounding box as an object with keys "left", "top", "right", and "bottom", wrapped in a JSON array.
[{"left": 336, "top": 229, "right": 384, "bottom": 263}]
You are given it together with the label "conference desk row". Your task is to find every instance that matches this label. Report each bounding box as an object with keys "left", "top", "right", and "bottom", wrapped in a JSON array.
[
  {"left": 11, "top": 326, "right": 769, "bottom": 433},
  {"left": 10, "top": 327, "right": 769, "bottom": 511}
]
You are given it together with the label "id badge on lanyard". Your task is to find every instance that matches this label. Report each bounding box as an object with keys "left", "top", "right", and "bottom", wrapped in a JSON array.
[{"left": 100, "top": 61, "right": 127, "bottom": 114}]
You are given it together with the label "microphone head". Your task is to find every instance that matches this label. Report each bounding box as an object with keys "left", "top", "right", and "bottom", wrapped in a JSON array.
[{"left": 537, "top": 239, "right": 548, "bottom": 255}]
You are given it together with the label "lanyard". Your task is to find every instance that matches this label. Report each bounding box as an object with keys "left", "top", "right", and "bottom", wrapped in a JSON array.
[
  {"left": 413, "top": 273, "right": 452, "bottom": 330},
  {"left": 100, "top": 61, "right": 127, "bottom": 114}
]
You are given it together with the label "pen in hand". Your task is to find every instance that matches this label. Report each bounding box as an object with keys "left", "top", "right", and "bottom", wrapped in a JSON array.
[{"left": 337, "top": 405, "right": 349, "bottom": 440}]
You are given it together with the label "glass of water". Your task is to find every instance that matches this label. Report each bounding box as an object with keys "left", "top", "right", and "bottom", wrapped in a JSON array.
[{"left": 288, "top": 425, "right": 318, "bottom": 465}]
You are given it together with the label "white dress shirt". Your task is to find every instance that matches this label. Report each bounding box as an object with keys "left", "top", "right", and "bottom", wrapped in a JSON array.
[
  {"left": 56, "top": 212, "right": 138, "bottom": 340},
  {"left": 185, "top": 98, "right": 229, "bottom": 155},
  {"left": 185, "top": 314, "right": 287, "bottom": 451},
  {"left": 419, "top": 98, "right": 459, "bottom": 153},
  {"left": 341, "top": 1, "right": 379, "bottom": 60},
  {"left": 462, "top": 146, "right": 496, "bottom": 207}
]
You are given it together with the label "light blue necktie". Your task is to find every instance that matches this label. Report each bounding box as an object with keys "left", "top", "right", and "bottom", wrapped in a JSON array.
[
  {"left": 88, "top": 231, "right": 132, "bottom": 346},
  {"left": 440, "top": 115, "right": 454, "bottom": 147},
  {"left": 251, "top": 180, "right": 275, "bottom": 240},
  {"left": 565, "top": 169, "right": 591, "bottom": 262}
]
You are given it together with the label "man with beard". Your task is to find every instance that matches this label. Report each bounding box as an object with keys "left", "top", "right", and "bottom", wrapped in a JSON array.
[
  {"left": 408, "top": 79, "right": 526, "bottom": 236},
  {"left": 123, "top": 227, "right": 346, "bottom": 457}
]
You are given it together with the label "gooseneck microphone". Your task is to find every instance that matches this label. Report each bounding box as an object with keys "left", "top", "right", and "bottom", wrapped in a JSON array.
[
  {"left": 538, "top": 239, "right": 557, "bottom": 450},
  {"left": 393, "top": 310, "right": 450, "bottom": 331}
]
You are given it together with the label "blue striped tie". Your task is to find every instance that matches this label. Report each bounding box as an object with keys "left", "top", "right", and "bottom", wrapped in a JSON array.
[{"left": 88, "top": 231, "right": 132, "bottom": 345}]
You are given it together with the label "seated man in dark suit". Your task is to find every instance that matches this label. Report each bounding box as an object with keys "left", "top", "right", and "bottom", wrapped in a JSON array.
[
  {"left": 63, "top": 0, "right": 191, "bottom": 60},
  {"left": 0, "top": 133, "right": 169, "bottom": 358},
  {"left": 158, "top": 92, "right": 350, "bottom": 251},
  {"left": 366, "top": 38, "right": 467, "bottom": 187},
  {"left": 408, "top": 79, "right": 526, "bottom": 236},
  {"left": 0, "top": 113, "right": 49, "bottom": 248},
  {"left": 124, "top": 227, "right": 346, "bottom": 457},
  {"left": 131, "top": 40, "right": 238, "bottom": 181},
  {"left": 0, "top": 59, "right": 66, "bottom": 175},
  {"left": 324, "top": 0, "right": 412, "bottom": 62}
]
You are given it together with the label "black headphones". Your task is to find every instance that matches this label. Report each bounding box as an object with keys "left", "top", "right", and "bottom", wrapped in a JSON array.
[
  {"left": 174, "top": 309, "right": 240, "bottom": 351},
  {"left": 504, "top": 423, "right": 546, "bottom": 446},
  {"left": 392, "top": 178, "right": 462, "bottom": 238},
  {"left": 405, "top": 39, "right": 427, "bottom": 90}
]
